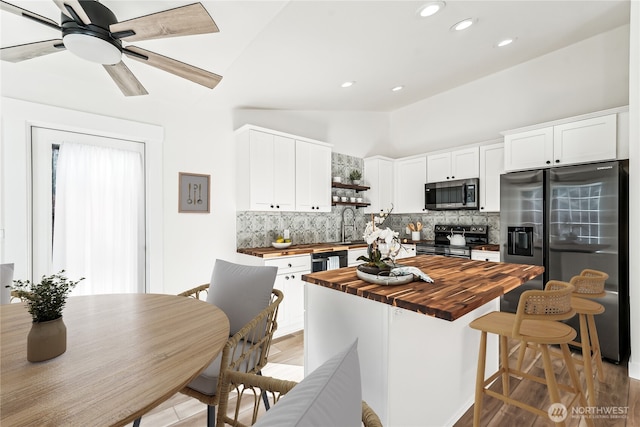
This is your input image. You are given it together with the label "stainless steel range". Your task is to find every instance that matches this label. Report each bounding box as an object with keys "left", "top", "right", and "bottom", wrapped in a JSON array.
[{"left": 416, "top": 224, "right": 489, "bottom": 259}]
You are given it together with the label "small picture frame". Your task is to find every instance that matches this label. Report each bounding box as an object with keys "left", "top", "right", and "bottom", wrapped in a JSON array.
[{"left": 179, "top": 172, "right": 210, "bottom": 213}]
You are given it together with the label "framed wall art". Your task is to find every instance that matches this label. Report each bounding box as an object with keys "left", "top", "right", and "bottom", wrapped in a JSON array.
[{"left": 179, "top": 172, "right": 210, "bottom": 213}]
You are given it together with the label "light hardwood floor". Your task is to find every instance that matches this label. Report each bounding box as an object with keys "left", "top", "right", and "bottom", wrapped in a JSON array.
[{"left": 133, "top": 330, "right": 639, "bottom": 426}]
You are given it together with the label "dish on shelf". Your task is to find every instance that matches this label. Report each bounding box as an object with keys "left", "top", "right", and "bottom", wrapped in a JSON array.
[{"left": 272, "top": 242, "right": 292, "bottom": 249}]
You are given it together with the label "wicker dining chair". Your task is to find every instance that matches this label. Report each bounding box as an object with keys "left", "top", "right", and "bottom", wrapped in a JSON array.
[
  {"left": 216, "top": 370, "right": 382, "bottom": 427},
  {"left": 470, "top": 280, "right": 593, "bottom": 427},
  {"left": 177, "top": 260, "right": 283, "bottom": 427}
]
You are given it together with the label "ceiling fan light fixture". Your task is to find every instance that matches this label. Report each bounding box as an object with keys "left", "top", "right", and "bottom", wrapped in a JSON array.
[
  {"left": 63, "top": 33, "right": 122, "bottom": 64},
  {"left": 417, "top": 1, "right": 445, "bottom": 18}
]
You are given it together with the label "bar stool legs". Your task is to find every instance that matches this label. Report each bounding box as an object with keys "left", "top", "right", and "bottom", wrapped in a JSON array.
[{"left": 587, "top": 314, "right": 605, "bottom": 382}]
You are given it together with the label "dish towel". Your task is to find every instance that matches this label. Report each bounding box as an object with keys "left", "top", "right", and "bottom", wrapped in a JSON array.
[
  {"left": 390, "top": 266, "right": 434, "bottom": 283},
  {"left": 327, "top": 256, "right": 340, "bottom": 270}
]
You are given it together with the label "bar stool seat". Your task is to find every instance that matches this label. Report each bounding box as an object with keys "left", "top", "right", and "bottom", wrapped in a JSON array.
[{"left": 470, "top": 281, "right": 593, "bottom": 427}]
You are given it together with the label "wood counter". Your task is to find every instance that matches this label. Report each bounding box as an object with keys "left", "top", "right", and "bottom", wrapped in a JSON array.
[
  {"left": 237, "top": 242, "right": 367, "bottom": 258},
  {"left": 302, "top": 255, "right": 544, "bottom": 321}
]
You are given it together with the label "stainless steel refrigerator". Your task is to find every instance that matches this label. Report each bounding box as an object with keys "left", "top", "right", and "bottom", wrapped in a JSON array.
[{"left": 500, "top": 160, "right": 629, "bottom": 363}]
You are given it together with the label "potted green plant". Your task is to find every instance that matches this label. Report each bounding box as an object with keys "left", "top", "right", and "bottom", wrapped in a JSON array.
[
  {"left": 349, "top": 169, "right": 362, "bottom": 185},
  {"left": 8, "top": 270, "right": 83, "bottom": 362}
]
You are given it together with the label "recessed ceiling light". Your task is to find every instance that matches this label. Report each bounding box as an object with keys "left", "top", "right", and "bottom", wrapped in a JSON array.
[
  {"left": 417, "top": 1, "right": 445, "bottom": 18},
  {"left": 451, "top": 18, "right": 475, "bottom": 31},
  {"left": 391, "top": 86, "right": 404, "bottom": 92},
  {"left": 341, "top": 81, "right": 355, "bottom": 88},
  {"left": 497, "top": 38, "right": 516, "bottom": 47}
]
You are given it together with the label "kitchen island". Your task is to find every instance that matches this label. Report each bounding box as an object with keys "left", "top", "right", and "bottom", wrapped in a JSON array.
[{"left": 302, "top": 255, "right": 544, "bottom": 427}]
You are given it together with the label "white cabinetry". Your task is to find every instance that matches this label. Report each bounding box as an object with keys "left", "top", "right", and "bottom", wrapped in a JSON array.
[
  {"left": 238, "top": 253, "right": 310, "bottom": 338},
  {"left": 471, "top": 250, "right": 500, "bottom": 262},
  {"left": 426, "top": 147, "right": 479, "bottom": 183},
  {"left": 396, "top": 244, "right": 416, "bottom": 259},
  {"left": 364, "top": 156, "right": 394, "bottom": 214},
  {"left": 394, "top": 156, "right": 426, "bottom": 213},
  {"left": 504, "top": 114, "right": 617, "bottom": 172},
  {"left": 479, "top": 143, "right": 504, "bottom": 212},
  {"left": 236, "top": 125, "right": 332, "bottom": 212},
  {"left": 348, "top": 247, "right": 368, "bottom": 267},
  {"left": 295, "top": 140, "right": 331, "bottom": 212},
  {"left": 236, "top": 128, "right": 295, "bottom": 211}
]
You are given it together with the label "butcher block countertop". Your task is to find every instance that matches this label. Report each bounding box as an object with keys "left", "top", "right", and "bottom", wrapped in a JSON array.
[
  {"left": 302, "top": 255, "right": 544, "bottom": 321},
  {"left": 237, "top": 242, "right": 368, "bottom": 258}
]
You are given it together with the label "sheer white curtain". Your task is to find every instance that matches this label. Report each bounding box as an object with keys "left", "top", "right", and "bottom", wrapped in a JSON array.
[{"left": 52, "top": 142, "right": 143, "bottom": 295}]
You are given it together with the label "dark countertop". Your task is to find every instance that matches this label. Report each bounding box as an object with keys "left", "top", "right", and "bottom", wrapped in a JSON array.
[{"left": 302, "top": 255, "right": 544, "bottom": 321}]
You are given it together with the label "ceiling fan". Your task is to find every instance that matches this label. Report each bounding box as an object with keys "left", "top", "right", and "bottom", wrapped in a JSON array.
[{"left": 0, "top": 0, "right": 222, "bottom": 96}]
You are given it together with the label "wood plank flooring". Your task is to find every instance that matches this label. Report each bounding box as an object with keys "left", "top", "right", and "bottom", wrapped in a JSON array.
[{"left": 132, "top": 330, "right": 639, "bottom": 426}]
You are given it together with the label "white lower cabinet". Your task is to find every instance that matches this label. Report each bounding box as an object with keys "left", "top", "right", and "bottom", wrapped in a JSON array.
[
  {"left": 348, "top": 247, "right": 368, "bottom": 267},
  {"left": 396, "top": 244, "right": 416, "bottom": 259},
  {"left": 238, "top": 253, "right": 309, "bottom": 338},
  {"left": 471, "top": 250, "right": 500, "bottom": 262}
]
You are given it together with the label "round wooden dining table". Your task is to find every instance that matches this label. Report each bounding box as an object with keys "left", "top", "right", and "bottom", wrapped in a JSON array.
[{"left": 1, "top": 293, "right": 230, "bottom": 426}]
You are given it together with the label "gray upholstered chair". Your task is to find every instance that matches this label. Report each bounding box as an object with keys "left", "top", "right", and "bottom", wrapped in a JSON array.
[
  {"left": 178, "top": 259, "right": 282, "bottom": 427},
  {"left": 216, "top": 340, "right": 382, "bottom": 427}
]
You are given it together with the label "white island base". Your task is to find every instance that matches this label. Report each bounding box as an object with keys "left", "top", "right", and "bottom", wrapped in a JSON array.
[{"left": 304, "top": 284, "right": 500, "bottom": 427}]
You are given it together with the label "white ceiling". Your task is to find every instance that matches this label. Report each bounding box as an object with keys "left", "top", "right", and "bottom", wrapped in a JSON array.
[{"left": 0, "top": 0, "right": 630, "bottom": 112}]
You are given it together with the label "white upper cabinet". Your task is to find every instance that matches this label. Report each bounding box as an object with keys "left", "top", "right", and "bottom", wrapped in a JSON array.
[
  {"left": 237, "top": 129, "right": 296, "bottom": 211},
  {"left": 296, "top": 140, "right": 331, "bottom": 212},
  {"left": 553, "top": 115, "right": 617, "bottom": 166},
  {"left": 479, "top": 143, "right": 504, "bottom": 212},
  {"left": 394, "top": 156, "right": 427, "bottom": 213},
  {"left": 504, "top": 114, "right": 617, "bottom": 172},
  {"left": 236, "top": 125, "right": 332, "bottom": 212},
  {"left": 364, "top": 156, "right": 394, "bottom": 214},
  {"left": 504, "top": 127, "right": 553, "bottom": 171},
  {"left": 426, "top": 147, "right": 479, "bottom": 182}
]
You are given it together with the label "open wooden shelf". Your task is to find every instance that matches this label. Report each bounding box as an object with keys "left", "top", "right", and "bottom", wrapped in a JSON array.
[
  {"left": 331, "top": 201, "right": 370, "bottom": 208},
  {"left": 331, "top": 182, "right": 370, "bottom": 192}
]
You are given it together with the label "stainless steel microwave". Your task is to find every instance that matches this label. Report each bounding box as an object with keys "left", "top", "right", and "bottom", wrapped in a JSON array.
[{"left": 424, "top": 178, "right": 479, "bottom": 210}]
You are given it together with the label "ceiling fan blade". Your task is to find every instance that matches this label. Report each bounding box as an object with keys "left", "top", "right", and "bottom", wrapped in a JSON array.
[
  {"left": 103, "top": 62, "right": 148, "bottom": 97},
  {"left": 123, "top": 46, "right": 222, "bottom": 89},
  {"left": 1, "top": 39, "right": 65, "bottom": 62},
  {"left": 110, "top": 3, "right": 218, "bottom": 42},
  {"left": 0, "top": 0, "right": 60, "bottom": 30},
  {"left": 52, "top": 0, "right": 91, "bottom": 25}
]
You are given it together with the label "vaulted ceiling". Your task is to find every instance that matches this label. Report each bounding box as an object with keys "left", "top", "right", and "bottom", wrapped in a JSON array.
[{"left": 0, "top": 0, "right": 630, "bottom": 111}]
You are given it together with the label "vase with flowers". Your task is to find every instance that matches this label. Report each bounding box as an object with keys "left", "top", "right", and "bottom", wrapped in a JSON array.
[
  {"left": 8, "top": 270, "right": 84, "bottom": 362},
  {"left": 356, "top": 206, "right": 401, "bottom": 275}
]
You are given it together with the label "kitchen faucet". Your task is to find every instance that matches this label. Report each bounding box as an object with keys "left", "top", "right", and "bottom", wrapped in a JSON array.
[{"left": 341, "top": 207, "right": 356, "bottom": 243}]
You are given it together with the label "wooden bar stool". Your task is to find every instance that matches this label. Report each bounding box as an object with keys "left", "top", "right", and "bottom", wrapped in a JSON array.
[
  {"left": 470, "top": 281, "right": 592, "bottom": 427},
  {"left": 567, "top": 269, "right": 608, "bottom": 406},
  {"left": 517, "top": 269, "right": 608, "bottom": 407}
]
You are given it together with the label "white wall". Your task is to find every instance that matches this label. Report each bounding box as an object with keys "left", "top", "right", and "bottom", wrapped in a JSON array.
[
  {"left": 390, "top": 25, "right": 630, "bottom": 157},
  {"left": 627, "top": 1, "right": 639, "bottom": 381},
  {"left": 232, "top": 109, "right": 390, "bottom": 157}
]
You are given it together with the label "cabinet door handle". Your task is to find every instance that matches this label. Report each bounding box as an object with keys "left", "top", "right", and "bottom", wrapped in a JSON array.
[
  {"left": 285, "top": 275, "right": 290, "bottom": 280},
  {"left": 288, "top": 263, "right": 292, "bottom": 268},
  {"left": 546, "top": 160, "right": 551, "bottom": 164},
  {"left": 291, "top": 274, "right": 295, "bottom": 279},
  {"left": 270, "top": 204, "right": 274, "bottom": 208},
  {"left": 451, "top": 176, "right": 455, "bottom": 179},
  {"left": 555, "top": 159, "right": 560, "bottom": 163}
]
